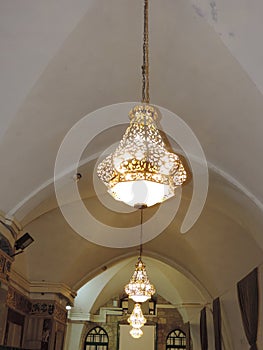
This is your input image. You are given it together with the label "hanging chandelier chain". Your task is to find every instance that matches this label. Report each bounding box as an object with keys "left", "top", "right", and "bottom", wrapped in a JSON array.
[
  {"left": 97, "top": 0, "right": 187, "bottom": 210},
  {"left": 139, "top": 208, "right": 143, "bottom": 258},
  {"left": 142, "top": 0, "right": 150, "bottom": 104}
]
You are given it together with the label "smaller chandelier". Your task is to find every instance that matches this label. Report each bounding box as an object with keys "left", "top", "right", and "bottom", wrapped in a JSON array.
[
  {"left": 125, "top": 256, "right": 155, "bottom": 303},
  {"left": 130, "top": 327, "right": 143, "bottom": 339},
  {"left": 128, "top": 303, "right": 146, "bottom": 329}
]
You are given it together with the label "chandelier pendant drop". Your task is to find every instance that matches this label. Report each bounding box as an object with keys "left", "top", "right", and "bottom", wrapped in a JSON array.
[
  {"left": 128, "top": 303, "right": 146, "bottom": 339},
  {"left": 97, "top": 0, "right": 187, "bottom": 208},
  {"left": 128, "top": 303, "right": 146, "bottom": 329},
  {"left": 125, "top": 208, "right": 155, "bottom": 303},
  {"left": 125, "top": 255, "right": 155, "bottom": 303},
  {"left": 125, "top": 208, "right": 155, "bottom": 338},
  {"left": 130, "top": 327, "right": 143, "bottom": 339}
]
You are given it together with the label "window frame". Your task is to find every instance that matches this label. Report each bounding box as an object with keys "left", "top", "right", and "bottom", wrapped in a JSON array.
[
  {"left": 84, "top": 326, "right": 109, "bottom": 350},
  {"left": 166, "top": 329, "right": 186, "bottom": 350}
]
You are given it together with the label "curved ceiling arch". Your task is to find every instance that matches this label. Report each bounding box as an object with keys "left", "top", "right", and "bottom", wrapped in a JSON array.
[
  {"left": 9, "top": 155, "right": 263, "bottom": 231},
  {"left": 13, "top": 177, "right": 263, "bottom": 302},
  {"left": 1, "top": 2, "right": 263, "bottom": 349},
  {"left": 1, "top": 0, "right": 263, "bottom": 221},
  {"left": 9, "top": 159, "right": 263, "bottom": 282},
  {"left": 71, "top": 250, "right": 213, "bottom": 301},
  {"left": 71, "top": 256, "right": 207, "bottom": 324}
]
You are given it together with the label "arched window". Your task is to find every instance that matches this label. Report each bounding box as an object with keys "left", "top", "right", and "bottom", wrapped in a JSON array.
[
  {"left": 84, "top": 326, "right": 109, "bottom": 350},
  {"left": 166, "top": 329, "right": 186, "bottom": 349}
]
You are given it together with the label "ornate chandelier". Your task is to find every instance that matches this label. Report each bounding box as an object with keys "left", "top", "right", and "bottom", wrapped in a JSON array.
[
  {"left": 128, "top": 303, "right": 146, "bottom": 329},
  {"left": 125, "top": 208, "right": 155, "bottom": 303},
  {"left": 125, "top": 256, "right": 155, "bottom": 303},
  {"left": 130, "top": 327, "right": 143, "bottom": 339},
  {"left": 97, "top": 0, "right": 187, "bottom": 208}
]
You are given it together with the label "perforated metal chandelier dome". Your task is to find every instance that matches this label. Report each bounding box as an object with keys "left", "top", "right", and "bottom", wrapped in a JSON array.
[
  {"left": 97, "top": 105, "right": 187, "bottom": 207},
  {"left": 97, "top": 0, "right": 187, "bottom": 208}
]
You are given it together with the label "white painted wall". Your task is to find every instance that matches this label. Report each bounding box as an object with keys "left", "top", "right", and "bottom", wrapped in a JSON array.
[
  {"left": 64, "top": 322, "right": 84, "bottom": 350},
  {"left": 119, "top": 325, "right": 155, "bottom": 350}
]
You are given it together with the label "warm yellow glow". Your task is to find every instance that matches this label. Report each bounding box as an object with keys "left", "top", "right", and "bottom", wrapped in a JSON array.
[
  {"left": 125, "top": 257, "right": 155, "bottom": 303},
  {"left": 109, "top": 180, "right": 173, "bottom": 207},
  {"left": 97, "top": 105, "right": 187, "bottom": 207},
  {"left": 128, "top": 303, "right": 146, "bottom": 329},
  {"left": 130, "top": 327, "right": 143, "bottom": 339}
]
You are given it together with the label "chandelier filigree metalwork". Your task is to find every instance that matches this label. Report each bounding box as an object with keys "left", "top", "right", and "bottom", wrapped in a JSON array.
[
  {"left": 97, "top": 0, "right": 187, "bottom": 208},
  {"left": 97, "top": 105, "right": 187, "bottom": 207}
]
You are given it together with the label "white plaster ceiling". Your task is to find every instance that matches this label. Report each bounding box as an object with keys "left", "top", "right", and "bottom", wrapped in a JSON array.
[
  {"left": 1, "top": 0, "right": 263, "bottom": 215},
  {"left": 1, "top": 1, "right": 263, "bottom": 345},
  {"left": 72, "top": 257, "right": 206, "bottom": 322}
]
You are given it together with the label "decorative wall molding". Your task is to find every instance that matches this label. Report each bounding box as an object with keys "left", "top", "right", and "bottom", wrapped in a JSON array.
[
  {"left": 30, "top": 301, "right": 67, "bottom": 324},
  {"left": 7, "top": 286, "right": 32, "bottom": 314},
  {"left": 6, "top": 286, "right": 67, "bottom": 324},
  {"left": 2, "top": 213, "right": 22, "bottom": 232},
  {"left": 31, "top": 301, "right": 55, "bottom": 315},
  {"left": 54, "top": 303, "right": 67, "bottom": 324},
  {"left": 10, "top": 269, "right": 76, "bottom": 304},
  {"left": 69, "top": 306, "right": 123, "bottom": 322},
  {"left": 9, "top": 269, "right": 30, "bottom": 295},
  {"left": 0, "top": 211, "right": 21, "bottom": 240},
  {"left": 0, "top": 249, "right": 13, "bottom": 284},
  {"left": 29, "top": 281, "right": 77, "bottom": 302}
]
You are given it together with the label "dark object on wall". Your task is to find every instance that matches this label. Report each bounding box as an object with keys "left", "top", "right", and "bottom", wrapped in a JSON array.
[
  {"left": 213, "top": 298, "right": 222, "bottom": 350},
  {"left": 12, "top": 233, "right": 34, "bottom": 257},
  {"left": 200, "top": 308, "right": 208, "bottom": 350},
  {"left": 0, "top": 233, "right": 13, "bottom": 256},
  {"left": 15, "top": 233, "right": 34, "bottom": 250},
  {"left": 237, "top": 267, "right": 259, "bottom": 350}
]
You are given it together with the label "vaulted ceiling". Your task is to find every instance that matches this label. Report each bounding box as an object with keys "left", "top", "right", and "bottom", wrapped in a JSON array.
[{"left": 1, "top": 1, "right": 263, "bottom": 348}]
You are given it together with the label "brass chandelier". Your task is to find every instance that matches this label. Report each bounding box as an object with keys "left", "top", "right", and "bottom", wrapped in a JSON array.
[{"left": 97, "top": 0, "right": 187, "bottom": 208}]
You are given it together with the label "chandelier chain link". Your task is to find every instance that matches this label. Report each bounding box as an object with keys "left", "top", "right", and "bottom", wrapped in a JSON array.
[
  {"left": 142, "top": 0, "right": 149, "bottom": 104},
  {"left": 139, "top": 208, "right": 143, "bottom": 258}
]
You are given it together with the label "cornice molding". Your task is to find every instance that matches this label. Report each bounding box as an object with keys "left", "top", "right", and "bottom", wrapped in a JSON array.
[
  {"left": 0, "top": 212, "right": 21, "bottom": 244},
  {"left": 69, "top": 307, "right": 123, "bottom": 322},
  {"left": 9, "top": 269, "right": 30, "bottom": 295},
  {"left": 0, "top": 211, "right": 22, "bottom": 233},
  {"left": 10, "top": 269, "right": 77, "bottom": 304}
]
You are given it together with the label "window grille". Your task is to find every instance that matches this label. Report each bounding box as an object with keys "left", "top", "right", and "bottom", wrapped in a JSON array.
[
  {"left": 84, "top": 326, "right": 109, "bottom": 350},
  {"left": 166, "top": 329, "right": 186, "bottom": 350}
]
